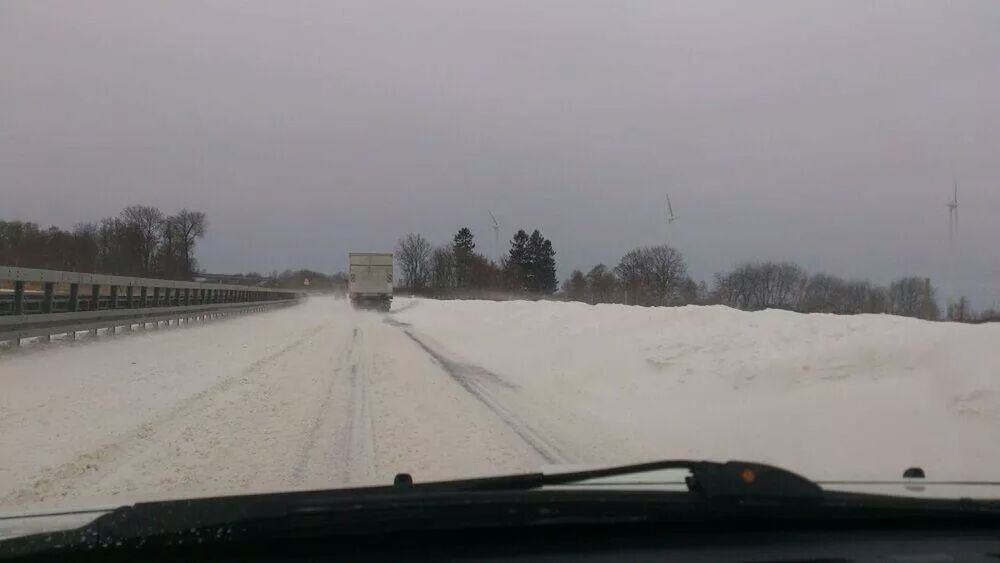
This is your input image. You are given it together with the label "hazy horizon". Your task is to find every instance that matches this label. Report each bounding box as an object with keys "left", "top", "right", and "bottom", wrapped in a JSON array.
[{"left": 3, "top": 1, "right": 999, "bottom": 307}]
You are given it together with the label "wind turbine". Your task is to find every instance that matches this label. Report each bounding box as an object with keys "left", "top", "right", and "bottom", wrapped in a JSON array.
[
  {"left": 488, "top": 210, "right": 501, "bottom": 265},
  {"left": 946, "top": 181, "right": 960, "bottom": 309},
  {"left": 947, "top": 181, "right": 959, "bottom": 242},
  {"left": 666, "top": 193, "right": 679, "bottom": 225}
]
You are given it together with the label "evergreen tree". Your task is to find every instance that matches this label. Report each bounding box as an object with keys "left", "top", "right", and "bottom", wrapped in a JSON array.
[
  {"left": 524, "top": 230, "right": 557, "bottom": 294},
  {"left": 452, "top": 227, "right": 476, "bottom": 287},
  {"left": 505, "top": 229, "right": 556, "bottom": 293},
  {"left": 535, "top": 235, "right": 558, "bottom": 294},
  {"left": 507, "top": 230, "right": 530, "bottom": 289}
]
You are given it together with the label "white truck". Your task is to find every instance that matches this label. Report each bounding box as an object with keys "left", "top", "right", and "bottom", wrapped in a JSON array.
[{"left": 348, "top": 253, "right": 393, "bottom": 311}]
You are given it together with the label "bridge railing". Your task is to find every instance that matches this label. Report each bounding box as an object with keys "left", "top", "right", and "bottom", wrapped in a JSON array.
[{"left": 0, "top": 266, "right": 305, "bottom": 346}]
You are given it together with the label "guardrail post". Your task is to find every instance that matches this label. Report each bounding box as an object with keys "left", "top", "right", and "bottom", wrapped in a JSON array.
[
  {"left": 89, "top": 284, "right": 100, "bottom": 336},
  {"left": 140, "top": 286, "right": 148, "bottom": 308},
  {"left": 13, "top": 280, "right": 24, "bottom": 315},
  {"left": 68, "top": 283, "right": 80, "bottom": 312},
  {"left": 109, "top": 286, "right": 119, "bottom": 309},
  {"left": 152, "top": 287, "right": 159, "bottom": 307},
  {"left": 125, "top": 286, "right": 135, "bottom": 331},
  {"left": 42, "top": 282, "right": 54, "bottom": 313},
  {"left": 64, "top": 283, "right": 79, "bottom": 339},
  {"left": 38, "top": 282, "right": 55, "bottom": 342}
]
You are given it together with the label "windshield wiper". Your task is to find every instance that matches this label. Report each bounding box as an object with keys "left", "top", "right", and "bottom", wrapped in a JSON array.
[
  {"left": 17, "top": 459, "right": 1000, "bottom": 560},
  {"left": 395, "top": 459, "right": 824, "bottom": 503},
  {"left": 0, "top": 460, "right": 823, "bottom": 557}
]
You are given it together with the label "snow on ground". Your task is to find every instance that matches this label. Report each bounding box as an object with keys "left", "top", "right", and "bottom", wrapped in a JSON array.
[
  {"left": 2, "top": 295, "right": 999, "bottom": 514},
  {"left": 394, "top": 298, "right": 1000, "bottom": 482},
  {"left": 0, "top": 297, "right": 540, "bottom": 512}
]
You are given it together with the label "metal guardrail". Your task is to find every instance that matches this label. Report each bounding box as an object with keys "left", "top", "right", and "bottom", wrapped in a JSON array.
[{"left": 1, "top": 266, "right": 305, "bottom": 347}]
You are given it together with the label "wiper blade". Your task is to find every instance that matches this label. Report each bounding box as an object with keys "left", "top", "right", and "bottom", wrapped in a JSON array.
[
  {"left": 0, "top": 460, "right": 822, "bottom": 558},
  {"left": 398, "top": 459, "right": 823, "bottom": 503}
]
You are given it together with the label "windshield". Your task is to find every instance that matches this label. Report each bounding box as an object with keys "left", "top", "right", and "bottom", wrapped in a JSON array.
[{"left": 2, "top": 0, "right": 1000, "bottom": 530}]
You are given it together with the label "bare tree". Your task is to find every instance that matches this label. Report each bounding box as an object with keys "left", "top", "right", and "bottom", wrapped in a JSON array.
[
  {"left": 614, "top": 245, "right": 690, "bottom": 305},
  {"left": 119, "top": 205, "right": 164, "bottom": 276},
  {"left": 646, "top": 245, "right": 689, "bottom": 305},
  {"left": 713, "top": 261, "right": 804, "bottom": 311},
  {"left": 802, "top": 273, "right": 848, "bottom": 313},
  {"left": 615, "top": 248, "right": 649, "bottom": 305},
  {"left": 978, "top": 308, "right": 1000, "bottom": 323},
  {"left": 429, "top": 246, "right": 455, "bottom": 289},
  {"left": 713, "top": 266, "right": 750, "bottom": 309},
  {"left": 171, "top": 209, "right": 207, "bottom": 278},
  {"left": 947, "top": 296, "right": 973, "bottom": 322},
  {"left": 156, "top": 217, "right": 183, "bottom": 279},
  {"left": 96, "top": 216, "right": 137, "bottom": 275},
  {"left": 395, "top": 233, "right": 432, "bottom": 289},
  {"left": 889, "top": 277, "right": 940, "bottom": 319},
  {"left": 585, "top": 264, "right": 618, "bottom": 304},
  {"left": 562, "top": 270, "right": 588, "bottom": 302}
]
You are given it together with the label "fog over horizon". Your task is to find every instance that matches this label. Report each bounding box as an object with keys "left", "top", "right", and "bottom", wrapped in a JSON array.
[{"left": 3, "top": 1, "right": 999, "bottom": 307}]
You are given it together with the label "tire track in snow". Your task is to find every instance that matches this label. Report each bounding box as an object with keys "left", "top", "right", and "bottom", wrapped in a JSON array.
[
  {"left": 400, "top": 329, "right": 569, "bottom": 464},
  {"left": 340, "top": 327, "right": 377, "bottom": 484},
  {"left": 0, "top": 323, "right": 326, "bottom": 506},
  {"left": 291, "top": 326, "right": 358, "bottom": 486}
]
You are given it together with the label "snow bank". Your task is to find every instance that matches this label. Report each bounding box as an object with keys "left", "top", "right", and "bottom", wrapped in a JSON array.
[{"left": 395, "top": 299, "right": 1000, "bottom": 481}]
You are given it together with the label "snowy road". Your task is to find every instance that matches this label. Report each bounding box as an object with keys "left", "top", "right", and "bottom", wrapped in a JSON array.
[
  {"left": 3, "top": 296, "right": 1000, "bottom": 513},
  {"left": 0, "top": 297, "right": 574, "bottom": 512}
]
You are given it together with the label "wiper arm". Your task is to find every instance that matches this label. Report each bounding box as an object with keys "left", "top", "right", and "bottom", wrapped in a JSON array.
[
  {"left": 0, "top": 460, "right": 822, "bottom": 558},
  {"left": 398, "top": 459, "right": 823, "bottom": 503}
]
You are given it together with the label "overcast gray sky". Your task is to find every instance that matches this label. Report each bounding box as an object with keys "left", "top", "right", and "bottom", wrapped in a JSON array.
[{"left": 3, "top": 1, "right": 999, "bottom": 306}]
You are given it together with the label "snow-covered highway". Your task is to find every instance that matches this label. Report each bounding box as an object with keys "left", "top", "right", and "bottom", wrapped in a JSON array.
[
  {"left": 0, "top": 297, "right": 551, "bottom": 512},
  {"left": 2, "top": 296, "right": 1000, "bottom": 512}
]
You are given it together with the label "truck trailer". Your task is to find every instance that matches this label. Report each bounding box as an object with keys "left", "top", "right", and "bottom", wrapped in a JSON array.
[{"left": 348, "top": 253, "right": 393, "bottom": 311}]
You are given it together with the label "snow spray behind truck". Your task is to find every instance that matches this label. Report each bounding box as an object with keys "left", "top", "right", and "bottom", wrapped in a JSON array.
[{"left": 348, "top": 253, "right": 393, "bottom": 311}]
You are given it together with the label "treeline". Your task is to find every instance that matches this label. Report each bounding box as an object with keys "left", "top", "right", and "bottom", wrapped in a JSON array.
[
  {"left": 0, "top": 206, "right": 207, "bottom": 280},
  {"left": 212, "top": 270, "right": 349, "bottom": 291},
  {"left": 396, "top": 227, "right": 558, "bottom": 296},
  {"left": 264, "top": 270, "right": 346, "bottom": 291},
  {"left": 563, "top": 245, "right": 996, "bottom": 322},
  {"left": 562, "top": 245, "right": 701, "bottom": 307},
  {"left": 394, "top": 227, "right": 993, "bottom": 322}
]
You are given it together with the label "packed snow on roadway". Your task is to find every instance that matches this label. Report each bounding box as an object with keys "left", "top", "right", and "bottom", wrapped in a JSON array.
[{"left": 1, "top": 295, "right": 999, "bottom": 513}]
